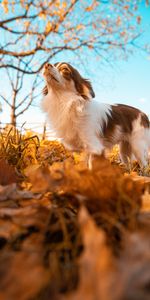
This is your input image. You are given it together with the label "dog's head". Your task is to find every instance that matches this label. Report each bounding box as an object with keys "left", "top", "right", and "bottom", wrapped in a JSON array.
[{"left": 42, "top": 62, "right": 95, "bottom": 100}]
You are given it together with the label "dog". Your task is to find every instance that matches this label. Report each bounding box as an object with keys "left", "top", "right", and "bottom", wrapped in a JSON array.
[{"left": 42, "top": 62, "right": 150, "bottom": 167}]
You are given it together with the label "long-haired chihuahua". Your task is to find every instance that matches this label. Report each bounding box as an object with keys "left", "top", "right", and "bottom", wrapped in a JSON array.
[{"left": 42, "top": 62, "right": 150, "bottom": 167}]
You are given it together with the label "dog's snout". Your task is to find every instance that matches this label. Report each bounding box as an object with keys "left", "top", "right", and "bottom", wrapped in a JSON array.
[{"left": 45, "top": 62, "right": 53, "bottom": 69}]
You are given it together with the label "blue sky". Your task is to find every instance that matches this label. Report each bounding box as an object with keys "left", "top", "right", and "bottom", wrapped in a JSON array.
[
  {"left": 88, "top": 2, "right": 150, "bottom": 115},
  {"left": 0, "top": 1, "right": 150, "bottom": 132}
]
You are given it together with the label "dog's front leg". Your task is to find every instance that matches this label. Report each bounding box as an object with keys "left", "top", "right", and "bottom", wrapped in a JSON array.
[
  {"left": 83, "top": 136, "right": 105, "bottom": 169},
  {"left": 87, "top": 153, "right": 93, "bottom": 170},
  {"left": 87, "top": 151, "right": 105, "bottom": 170}
]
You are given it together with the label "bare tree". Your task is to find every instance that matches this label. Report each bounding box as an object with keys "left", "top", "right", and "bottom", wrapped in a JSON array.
[{"left": 0, "top": 59, "right": 41, "bottom": 126}]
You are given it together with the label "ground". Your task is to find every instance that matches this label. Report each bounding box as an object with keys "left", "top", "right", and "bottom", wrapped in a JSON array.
[{"left": 0, "top": 126, "right": 150, "bottom": 300}]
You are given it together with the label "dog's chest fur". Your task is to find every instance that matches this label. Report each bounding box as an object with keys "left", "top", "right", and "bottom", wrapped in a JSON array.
[{"left": 42, "top": 90, "right": 87, "bottom": 149}]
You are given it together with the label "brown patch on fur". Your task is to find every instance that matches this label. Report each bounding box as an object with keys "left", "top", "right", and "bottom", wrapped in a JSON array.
[
  {"left": 42, "top": 62, "right": 95, "bottom": 99},
  {"left": 140, "top": 113, "right": 150, "bottom": 128},
  {"left": 102, "top": 104, "right": 141, "bottom": 137}
]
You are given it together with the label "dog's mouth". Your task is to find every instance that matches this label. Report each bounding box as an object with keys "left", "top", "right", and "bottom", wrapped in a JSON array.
[
  {"left": 43, "top": 71, "right": 59, "bottom": 83},
  {"left": 47, "top": 74, "right": 59, "bottom": 83},
  {"left": 43, "top": 65, "right": 60, "bottom": 83},
  {"left": 49, "top": 74, "right": 59, "bottom": 83}
]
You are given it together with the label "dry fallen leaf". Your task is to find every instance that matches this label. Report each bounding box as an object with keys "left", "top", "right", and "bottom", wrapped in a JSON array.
[
  {"left": 0, "top": 251, "right": 49, "bottom": 300},
  {"left": 24, "top": 164, "right": 52, "bottom": 193},
  {"left": 25, "top": 156, "right": 143, "bottom": 240},
  {"left": 116, "top": 231, "right": 150, "bottom": 300},
  {"left": 60, "top": 207, "right": 150, "bottom": 300},
  {"left": 63, "top": 206, "right": 118, "bottom": 300},
  {"left": 141, "top": 190, "right": 150, "bottom": 212},
  {"left": 0, "top": 159, "right": 18, "bottom": 185},
  {"left": 0, "top": 183, "right": 41, "bottom": 201}
]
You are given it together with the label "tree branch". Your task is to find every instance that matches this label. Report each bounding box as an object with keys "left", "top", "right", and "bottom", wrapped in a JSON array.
[{"left": 0, "top": 95, "right": 12, "bottom": 108}]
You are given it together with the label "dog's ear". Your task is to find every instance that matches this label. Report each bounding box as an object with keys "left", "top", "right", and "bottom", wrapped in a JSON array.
[
  {"left": 79, "top": 80, "right": 95, "bottom": 100},
  {"left": 74, "top": 77, "right": 95, "bottom": 100},
  {"left": 42, "top": 85, "right": 48, "bottom": 96},
  {"left": 67, "top": 64, "right": 95, "bottom": 100},
  {"left": 83, "top": 80, "right": 95, "bottom": 99}
]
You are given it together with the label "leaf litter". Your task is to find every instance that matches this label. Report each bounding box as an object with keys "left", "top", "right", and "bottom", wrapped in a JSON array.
[{"left": 0, "top": 128, "right": 150, "bottom": 300}]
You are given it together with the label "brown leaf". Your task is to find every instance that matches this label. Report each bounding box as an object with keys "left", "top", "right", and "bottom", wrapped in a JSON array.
[
  {"left": 24, "top": 164, "right": 52, "bottom": 193},
  {"left": 116, "top": 232, "right": 150, "bottom": 300},
  {"left": 0, "top": 251, "right": 49, "bottom": 300},
  {"left": 53, "top": 157, "right": 142, "bottom": 227},
  {"left": 63, "top": 206, "right": 118, "bottom": 300},
  {"left": 0, "top": 159, "right": 18, "bottom": 185},
  {"left": 0, "top": 183, "right": 40, "bottom": 201},
  {"left": 141, "top": 190, "right": 150, "bottom": 212},
  {"left": 26, "top": 156, "right": 143, "bottom": 235}
]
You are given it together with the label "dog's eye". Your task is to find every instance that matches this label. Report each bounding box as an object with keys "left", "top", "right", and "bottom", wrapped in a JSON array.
[
  {"left": 61, "top": 68, "right": 70, "bottom": 72},
  {"left": 60, "top": 68, "right": 72, "bottom": 80}
]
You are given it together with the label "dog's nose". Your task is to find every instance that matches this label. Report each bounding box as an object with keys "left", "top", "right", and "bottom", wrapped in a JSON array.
[{"left": 45, "top": 63, "right": 53, "bottom": 69}]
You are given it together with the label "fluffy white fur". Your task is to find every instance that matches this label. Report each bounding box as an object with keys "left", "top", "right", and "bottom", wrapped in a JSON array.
[
  {"left": 42, "top": 63, "right": 150, "bottom": 167},
  {"left": 43, "top": 93, "right": 111, "bottom": 152}
]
